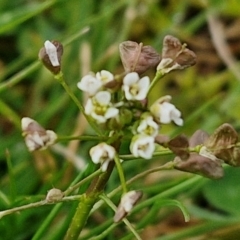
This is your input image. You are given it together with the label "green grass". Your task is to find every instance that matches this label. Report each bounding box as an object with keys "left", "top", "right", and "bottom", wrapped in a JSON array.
[{"left": 1, "top": 0, "right": 240, "bottom": 239}]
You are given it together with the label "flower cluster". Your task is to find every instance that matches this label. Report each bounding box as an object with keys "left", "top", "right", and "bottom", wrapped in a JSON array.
[
  {"left": 34, "top": 36, "right": 196, "bottom": 222},
  {"left": 76, "top": 36, "right": 192, "bottom": 162}
]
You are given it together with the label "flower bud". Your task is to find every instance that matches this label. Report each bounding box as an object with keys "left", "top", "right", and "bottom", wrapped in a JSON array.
[
  {"left": 119, "top": 41, "right": 161, "bottom": 74},
  {"left": 21, "top": 117, "right": 57, "bottom": 151},
  {"left": 114, "top": 190, "right": 142, "bottom": 223},
  {"left": 38, "top": 40, "right": 63, "bottom": 74},
  {"left": 46, "top": 188, "right": 64, "bottom": 203},
  {"left": 90, "top": 143, "right": 116, "bottom": 172},
  {"left": 150, "top": 95, "right": 183, "bottom": 126},
  {"left": 157, "top": 35, "right": 196, "bottom": 74}
]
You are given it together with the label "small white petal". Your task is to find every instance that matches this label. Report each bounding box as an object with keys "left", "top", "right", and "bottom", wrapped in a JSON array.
[
  {"left": 137, "top": 115, "right": 159, "bottom": 137},
  {"left": 134, "top": 77, "right": 149, "bottom": 100},
  {"left": 122, "top": 85, "right": 132, "bottom": 100},
  {"left": 101, "top": 160, "right": 110, "bottom": 172},
  {"left": 90, "top": 143, "right": 116, "bottom": 169},
  {"left": 150, "top": 98, "right": 183, "bottom": 126},
  {"left": 84, "top": 99, "right": 94, "bottom": 115},
  {"left": 123, "top": 72, "right": 139, "bottom": 85},
  {"left": 130, "top": 135, "right": 155, "bottom": 159},
  {"left": 46, "top": 130, "right": 57, "bottom": 145},
  {"left": 95, "top": 91, "right": 111, "bottom": 105},
  {"left": 104, "top": 107, "right": 119, "bottom": 119},
  {"left": 31, "top": 132, "right": 45, "bottom": 146},
  {"left": 123, "top": 73, "right": 150, "bottom": 101},
  {"left": 91, "top": 113, "right": 107, "bottom": 124},
  {"left": 123, "top": 202, "right": 133, "bottom": 212},
  {"left": 21, "top": 117, "right": 34, "bottom": 131},
  {"left": 77, "top": 75, "right": 102, "bottom": 96},
  {"left": 44, "top": 40, "right": 60, "bottom": 67},
  {"left": 96, "top": 70, "right": 114, "bottom": 83},
  {"left": 174, "top": 118, "right": 183, "bottom": 126}
]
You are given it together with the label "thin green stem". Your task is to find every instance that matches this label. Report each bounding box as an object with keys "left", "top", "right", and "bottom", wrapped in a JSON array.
[
  {"left": 120, "top": 149, "right": 174, "bottom": 160},
  {"left": 54, "top": 72, "right": 101, "bottom": 135},
  {"left": 114, "top": 155, "right": 128, "bottom": 193},
  {"left": 133, "top": 175, "right": 203, "bottom": 212},
  {"left": 64, "top": 169, "right": 101, "bottom": 196},
  {"left": 5, "top": 150, "right": 16, "bottom": 202},
  {"left": 32, "top": 165, "right": 95, "bottom": 240},
  {"left": 0, "top": 195, "right": 82, "bottom": 219},
  {"left": 100, "top": 194, "right": 142, "bottom": 240},
  {"left": 148, "top": 71, "right": 164, "bottom": 95},
  {"left": 91, "top": 161, "right": 175, "bottom": 213},
  {"left": 57, "top": 135, "right": 107, "bottom": 143},
  {"left": 0, "top": 99, "right": 22, "bottom": 129}
]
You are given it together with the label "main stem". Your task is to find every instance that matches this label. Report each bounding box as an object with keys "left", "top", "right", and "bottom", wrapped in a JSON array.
[{"left": 64, "top": 161, "right": 115, "bottom": 240}]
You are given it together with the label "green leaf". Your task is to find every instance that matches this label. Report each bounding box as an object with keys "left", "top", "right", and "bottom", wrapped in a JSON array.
[
  {"left": 0, "top": 1, "right": 56, "bottom": 34},
  {"left": 203, "top": 167, "right": 240, "bottom": 216}
]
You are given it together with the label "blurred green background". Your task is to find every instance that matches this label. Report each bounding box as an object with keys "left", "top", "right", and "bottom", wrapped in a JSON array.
[{"left": 1, "top": 0, "right": 240, "bottom": 239}]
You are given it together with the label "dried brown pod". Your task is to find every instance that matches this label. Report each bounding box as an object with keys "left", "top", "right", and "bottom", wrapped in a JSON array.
[
  {"left": 174, "top": 154, "right": 224, "bottom": 179},
  {"left": 189, "top": 129, "right": 209, "bottom": 147},
  {"left": 205, "top": 123, "right": 240, "bottom": 166},
  {"left": 157, "top": 35, "right": 196, "bottom": 74},
  {"left": 168, "top": 134, "right": 189, "bottom": 160},
  {"left": 119, "top": 41, "right": 161, "bottom": 74},
  {"left": 155, "top": 134, "right": 170, "bottom": 146},
  {"left": 173, "top": 129, "right": 223, "bottom": 179}
]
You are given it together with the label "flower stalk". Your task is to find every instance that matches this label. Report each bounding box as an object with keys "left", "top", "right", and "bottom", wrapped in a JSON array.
[{"left": 54, "top": 72, "right": 101, "bottom": 135}]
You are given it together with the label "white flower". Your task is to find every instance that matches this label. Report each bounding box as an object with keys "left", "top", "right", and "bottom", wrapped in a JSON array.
[
  {"left": 44, "top": 40, "right": 60, "bottom": 67},
  {"left": 122, "top": 72, "right": 150, "bottom": 101},
  {"left": 137, "top": 113, "right": 159, "bottom": 137},
  {"left": 77, "top": 70, "right": 114, "bottom": 96},
  {"left": 21, "top": 117, "right": 57, "bottom": 151},
  {"left": 77, "top": 74, "right": 102, "bottom": 96},
  {"left": 150, "top": 95, "right": 183, "bottom": 126},
  {"left": 130, "top": 134, "right": 155, "bottom": 159},
  {"left": 96, "top": 70, "right": 114, "bottom": 84},
  {"left": 90, "top": 143, "right": 116, "bottom": 171},
  {"left": 85, "top": 91, "right": 119, "bottom": 124},
  {"left": 114, "top": 190, "right": 142, "bottom": 223}
]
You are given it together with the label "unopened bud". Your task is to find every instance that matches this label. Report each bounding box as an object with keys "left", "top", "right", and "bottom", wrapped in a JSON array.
[
  {"left": 114, "top": 190, "right": 142, "bottom": 223},
  {"left": 21, "top": 117, "right": 57, "bottom": 151},
  {"left": 39, "top": 40, "right": 63, "bottom": 74},
  {"left": 46, "top": 188, "right": 64, "bottom": 203}
]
